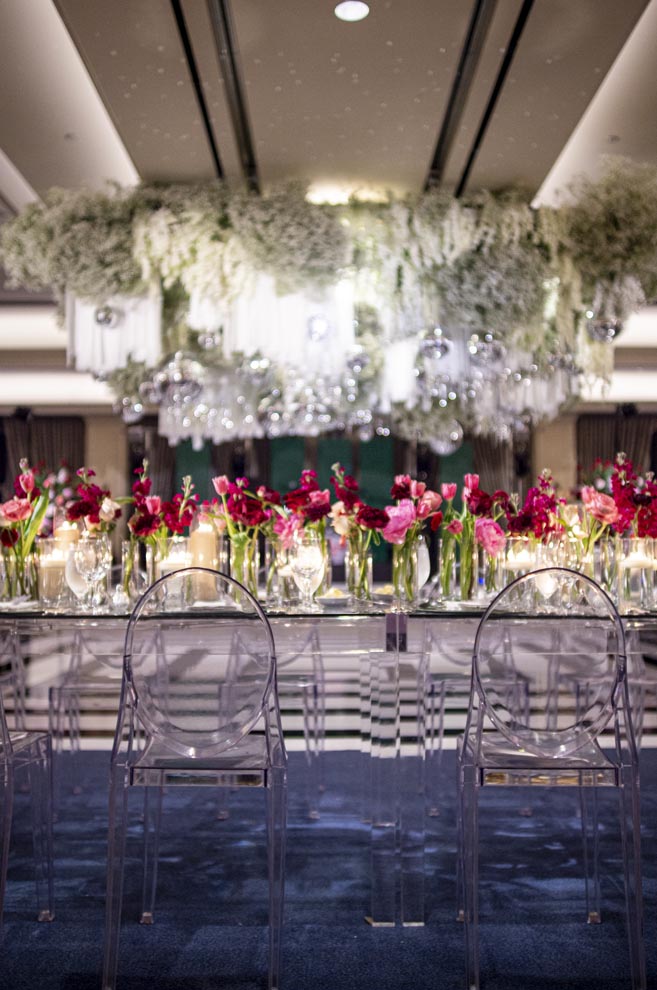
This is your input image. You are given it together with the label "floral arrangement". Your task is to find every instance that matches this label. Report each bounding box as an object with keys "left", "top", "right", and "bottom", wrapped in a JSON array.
[
  {"left": 33, "top": 462, "right": 74, "bottom": 536},
  {"left": 329, "top": 464, "right": 388, "bottom": 599},
  {"left": 0, "top": 461, "right": 49, "bottom": 598},
  {"left": 438, "top": 475, "right": 507, "bottom": 599},
  {"left": 380, "top": 473, "right": 443, "bottom": 603},
  {"left": 66, "top": 468, "right": 122, "bottom": 533},
  {"left": 3, "top": 157, "right": 656, "bottom": 443}
]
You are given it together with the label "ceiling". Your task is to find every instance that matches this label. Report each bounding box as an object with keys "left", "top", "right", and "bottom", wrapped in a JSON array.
[
  {"left": 0, "top": 0, "right": 654, "bottom": 210},
  {"left": 2, "top": 0, "right": 657, "bottom": 410}
]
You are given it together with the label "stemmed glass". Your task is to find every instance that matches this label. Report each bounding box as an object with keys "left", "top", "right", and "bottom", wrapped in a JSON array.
[
  {"left": 288, "top": 531, "right": 326, "bottom": 612},
  {"left": 68, "top": 534, "right": 112, "bottom": 611}
]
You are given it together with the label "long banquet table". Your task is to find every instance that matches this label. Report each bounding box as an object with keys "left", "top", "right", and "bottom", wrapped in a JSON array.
[{"left": 1, "top": 600, "right": 656, "bottom": 928}]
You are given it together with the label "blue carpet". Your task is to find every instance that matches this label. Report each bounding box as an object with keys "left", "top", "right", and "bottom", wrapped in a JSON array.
[{"left": 1, "top": 749, "right": 656, "bottom": 989}]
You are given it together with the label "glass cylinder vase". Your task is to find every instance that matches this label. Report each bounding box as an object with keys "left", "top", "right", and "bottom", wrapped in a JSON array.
[
  {"left": 437, "top": 537, "right": 457, "bottom": 602},
  {"left": 616, "top": 536, "right": 653, "bottom": 614},
  {"left": 392, "top": 537, "right": 421, "bottom": 610},
  {"left": 479, "top": 546, "right": 503, "bottom": 601},
  {"left": 345, "top": 543, "right": 373, "bottom": 603},
  {"left": 458, "top": 531, "right": 478, "bottom": 602},
  {"left": 264, "top": 538, "right": 296, "bottom": 607},
  {"left": 1, "top": 550, "right": 37, "bottom": 601},
  {"left": 37, "top": 538, "right": 68, "bottom": 607},
  {"left": 229, "top": 534, "right": 261, "bottom": 601}
]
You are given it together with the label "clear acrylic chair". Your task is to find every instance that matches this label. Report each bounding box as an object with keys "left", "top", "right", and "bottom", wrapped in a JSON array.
[
  {"left": 0, "top": 670, "right": 55, "bottom": 928},
  {"left": 457, "top": 567, "right": 645, "bottom": 990},
  {"left": 102, "top": 567, "right": 287, "bottom": 990},
  {"left": 219, "top": 625, "right": 324, "bottom": 820},
  {"left": 425, "top": 621, "right": 528, "bottom": 817}
]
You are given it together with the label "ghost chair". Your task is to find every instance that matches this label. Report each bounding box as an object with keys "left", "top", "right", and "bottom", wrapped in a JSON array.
[
  {"left": 0, "top": 670, "right": 54, "bottom": 929},
  {"left": 101, "top": 567, "right": 287, "bottom": 990},
  {"left": 457, "top": 567, "right": 645, "bottom": 990}
]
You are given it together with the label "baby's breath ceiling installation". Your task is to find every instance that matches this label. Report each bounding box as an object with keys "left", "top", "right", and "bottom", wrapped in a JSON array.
[{"left": 2, "top": 158, "right": 655, "bottom": 451}]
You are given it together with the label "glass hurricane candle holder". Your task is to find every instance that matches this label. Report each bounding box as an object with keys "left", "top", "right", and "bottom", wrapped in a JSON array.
[
  {"left": 37, "top": 538, "right": 69, "bottom": 607},
  {"left": 616, "top": 536, "right": 653, "bottom": 614}
]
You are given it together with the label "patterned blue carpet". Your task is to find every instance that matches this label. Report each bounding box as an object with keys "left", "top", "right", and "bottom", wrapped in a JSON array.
[{"left": 1, "top": 749, "right": 655, "bottom": 989}]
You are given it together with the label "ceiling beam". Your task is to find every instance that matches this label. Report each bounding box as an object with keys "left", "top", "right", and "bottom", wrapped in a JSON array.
[
  {"left": 424, "top": 0, "right": 498, "bottom": 191},
  {"left": 206, "top": 0, "right": 260, "bottom": 193},
  {"left": 455, "top": 0, "right": 535, "bottom": 197},
  {"left": 170, "top": 0, "right": 224, "bottom": 180}
]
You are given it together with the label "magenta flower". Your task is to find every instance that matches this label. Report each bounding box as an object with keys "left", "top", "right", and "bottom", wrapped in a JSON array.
[
  {"left": 475, "top": 517, "right": 506, "bottom": 557},
  {"left": 446, "top": 518, "right": 463, "bottom": 536},
  {"left": 464, "top": 473, "right": 479, "bottom": 493},
  {"left": 410, "top": 480, "right": 427, "bottom": 499},
  {"left": 382, "top": 499, "right": 417, "bottom": 544},
  {"left": 145, "top": 496, "right": 162, "bottom": 515},
  {"left": 441, "top": 483, "right": 457, "bottom": 501}
]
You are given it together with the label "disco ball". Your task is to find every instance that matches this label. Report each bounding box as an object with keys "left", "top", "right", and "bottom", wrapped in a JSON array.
[
  {"left": 307, "top": 314, "right": 332, "bottom": 343},
  {"left": 586, "top": 315, "right": 623, "bottom": 343},
  {"left": 420, "top": 326, "right": 452, "bottom": 360},
  {"left": 94, "top": 305, "right": 121, "bottom": 329},
  {"left": 468, "top": 332, "right": 506, "bottom": 365},
  {"left": 428, "top": 418, "right": 464, "bottom": 456},
  {"left": 117, "top": 396, "right": 144, "bottom": 424},
  {"left": 154, "top": 352, "right": 204, "bottom": 403}
]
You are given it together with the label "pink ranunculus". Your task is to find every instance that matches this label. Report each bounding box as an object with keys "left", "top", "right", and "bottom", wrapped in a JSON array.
[
  {"left": 581, "top": 486, "right": 620, "bottom": 525},
  {"left": 382, "top": 499, "right": 417, "bottom": 544},
  {"left": 145, "top": 496, "right": 162, "bottom": 515},
  {"left": 464, "top": 473, "right": 479, "bottom": 493},
  {"left": 446, "top": 518, "right": 463, "bottom": 536},
  {"left": 212, "top": 475, "right": 230, "bottom": 497},
  {"left": 441, "top": 483, "right": 457, "bottom": 501},
  {"left": 416, "top": 490, "right": 443, "bottom": 519},
  {"left": 273, "top": 514, "right": 302, "bottom": 550},
  {"left": 0, "top": 497, "right": 32, "bottom": 523},
  {"left": 410, "top": 480, "right": 426, "bottom": 499},
  {"left": 475, "top": 517, "right": 506, "bottom": 557}
]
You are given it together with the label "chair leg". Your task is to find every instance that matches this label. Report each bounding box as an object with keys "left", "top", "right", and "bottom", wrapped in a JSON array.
[
  {"left": 579, "top": 783, "right": 601, "bottom": 924},
  {"left": 460, "top": 763, "right": 479, "bottom": 990},
  {"left": 301, "top": 685, "right": 319, "bottom": 820},
  {"left": 267, "top": 766, "right": 287, "bottom": 990},
  {"left": 0, "top": 764, "right": 14, "bottom": 930},
  {"left": 140, "top": 784, "right": 163, "bottom": 924},
  {"left": 28, "top": 736, "right": 55, "bottom": 922},
  {"left": 102, "top": 766, "right": 129, "bottom": 990},
  {"left": 427, "top": 681, "right": 446, "bottom": 817},
  {"left": 619, "top": 768, "right": 646, "bottom": 990}
]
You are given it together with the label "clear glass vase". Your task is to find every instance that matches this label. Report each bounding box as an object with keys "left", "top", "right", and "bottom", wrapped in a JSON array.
[
  {"left": 437, "top": 537, "right": 457, "bottom": 602},
  {"left": 616, "top": 536, "right": 653, "bottom": 613},
  {"left": 458, "top": 531, "right": 478, "bottom": 602},
  {"left": 479, "top": 546, "right": 503, "bottom": 601},
  {"left": 345, "top": 543, "right": 373, "bottom": 602},
  {"left": 392, "top": 537, "right": 421, "bottom": 610},
  {"left": 229, "top": 534, "right": 261, "bottom": 601},
  {"left": 264, "top": 538, "right": 296, "bottom": 607},
  {"left": 1, "top": 550, "right": 37, "bottom": 601}
]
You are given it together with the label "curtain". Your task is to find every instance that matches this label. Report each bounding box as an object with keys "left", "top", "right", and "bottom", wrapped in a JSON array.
[
  {"left": 2, "top": 415, "right": 84, "bottom": 495},
  {"left": 577, "top": 413, "right": 657, "bottom": 476},
  {"left": 146, "top": 431, "right": 175, "bottom": 499},
  {"left": 473, "top": 436, "right": 515, "bottom": 495}
]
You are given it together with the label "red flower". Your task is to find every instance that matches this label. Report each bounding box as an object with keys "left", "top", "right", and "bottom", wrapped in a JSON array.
[{"left": 390, "top": 474, "right": 412, "bottom": 500}]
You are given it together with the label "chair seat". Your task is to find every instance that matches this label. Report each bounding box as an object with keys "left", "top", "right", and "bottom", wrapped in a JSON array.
[
  {"left": 129, "top": 733, "right": 272, "bottom": 786},
  {"left": 2, "top": 730, "right": 50, "bottom": 760},
  {"left": 463, "top": 732, "right": 620, "bottom": 786}
]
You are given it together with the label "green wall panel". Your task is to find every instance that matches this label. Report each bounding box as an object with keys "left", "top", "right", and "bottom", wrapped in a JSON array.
[{"left": 175, "top": 441, "right": 213, "bottom": 503}]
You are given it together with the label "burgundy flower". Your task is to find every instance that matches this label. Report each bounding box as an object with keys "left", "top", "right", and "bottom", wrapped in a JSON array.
[
  {"left": 256, "top": 485, "right": 282, "bottom": 506},
  {"left": 227, "top": 493, "right": 268, "bottom": 528},
  {"left": 0, "top": 529, "right": 19, "bottom": 548},
  {"left": 355, "top": 505, "right": 388, "bottom": 530},
  {"left": 129, "top": 512, "right": 161, "bottom": 538},
  {"left": 284, "top": 488, "right": 312, "bottom": 513},
  {"left": 465, "top": 487, "right": 493, "bottom": 517},
  {"left": 390, "top": 474, "right": 412, "bottom": 500}
]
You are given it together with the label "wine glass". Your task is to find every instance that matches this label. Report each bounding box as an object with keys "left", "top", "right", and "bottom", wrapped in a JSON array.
[
  {"left": 288, "top": 531, "right": 326, "bottom": 612},
  {"left": 70, "top": 534, "right": 112, "bottom": 610}
]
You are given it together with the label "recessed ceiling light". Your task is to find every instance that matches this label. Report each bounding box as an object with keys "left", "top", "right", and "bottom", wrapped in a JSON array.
[{"left": 334, "top": 2, "right": 370, "bottom": 23}]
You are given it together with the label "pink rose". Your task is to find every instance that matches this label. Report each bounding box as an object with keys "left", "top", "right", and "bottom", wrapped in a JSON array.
[
  {"left": 581, "top": 486, "right": 620, "bottom": 525},
  {"left": 212, "top": 475, "right": 230, "bottom": 497},
  {"left": 417, "top": 490, "right": 443, "bottom": 519},
  {"left": 382, "top": 499, "right": 417, "bottom": 544},
  {"left": 273, "top": 514, "right": 302, "bottom": 550},
  {"left": 0, "top": 497, "right": 32, "bottom": 523},
  {"left": 464, "top": 473, "right": 479, "bottom": 493},
  {"left": 441, "top": 483, "right": 457, "bottom": 501},
  {"left": 410, "top": 480, "right": 426, "bottom": 499},
  {"left": 475, "top": 517, "right": 506, "bottom": 557},
  {"left": 446, "top": 519, "right": 463, "bottom": 536}
]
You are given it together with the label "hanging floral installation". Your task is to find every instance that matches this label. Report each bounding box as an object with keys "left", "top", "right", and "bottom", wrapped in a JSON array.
[{"left": 2, "top": 156, "right": 656, "bottom": 450}]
